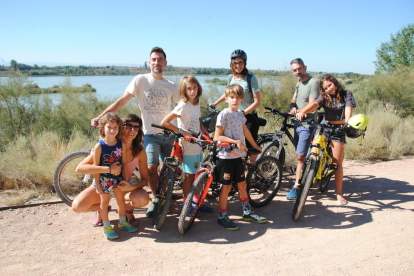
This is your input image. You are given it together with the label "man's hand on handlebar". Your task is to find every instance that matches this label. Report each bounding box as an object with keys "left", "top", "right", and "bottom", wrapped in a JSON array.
[{"left": 295, "top": 112, "right": 307, "bottom": 121}]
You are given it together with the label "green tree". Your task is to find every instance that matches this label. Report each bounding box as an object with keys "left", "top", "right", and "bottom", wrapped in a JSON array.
[
  {"left": 144, "top": 61, "right": 148, "bottom": 69},
  {"left": 10, "top": 59, "right": 18, "bottom": 70},
  {"left": 374, "top": 24, "right": 414, "bottom": 74}
]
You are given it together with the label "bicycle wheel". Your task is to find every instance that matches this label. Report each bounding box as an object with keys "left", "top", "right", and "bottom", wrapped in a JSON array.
[
  {"left": 153, "top": 164, "right": 175, "bottom": 230},
  {"left": 246, "top": 156, "right": 283, "bottom": 207},
  {"left": 292, "top": 158, "right": 317, "bottom": 220},
  {"left": 178, "top": 171, "right": 210, "bottom": 234},
  {"left": 318, "top": 158, "right": 333, "bottom": 193},
  {"left": 260, "top": 141, "right": 286, "bottom": 166},
  {"left": 53, "top": 151, "right": 91, "bottom": 206}
]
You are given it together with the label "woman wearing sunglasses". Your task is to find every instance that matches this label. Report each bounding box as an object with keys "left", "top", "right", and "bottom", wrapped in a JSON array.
[{"left": 72, "top": 114, "right": 149, "bottom": 227}]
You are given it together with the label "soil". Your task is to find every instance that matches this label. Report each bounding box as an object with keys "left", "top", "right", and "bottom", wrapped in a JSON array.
[{"left": 1, "top": 157, "right": 413, "bottom": 276}]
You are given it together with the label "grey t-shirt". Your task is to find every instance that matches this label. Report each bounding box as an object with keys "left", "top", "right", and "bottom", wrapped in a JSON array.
[
  {"left": 295, "top": 76, "right": 320, "bottom": 126},
  {"left": 316, "top": 90, "right": 356, "bottom": 121}
]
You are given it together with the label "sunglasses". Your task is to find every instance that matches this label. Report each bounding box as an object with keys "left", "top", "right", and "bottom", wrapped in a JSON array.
[{"left": 124, "top": 123, "right": 140, "bottom": 132}]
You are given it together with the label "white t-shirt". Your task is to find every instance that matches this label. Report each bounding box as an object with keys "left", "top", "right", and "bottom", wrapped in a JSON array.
[
  {"left": 125, "top": 73, "right": 180, "bottom": 134},
  {"left": 215, "top": 108, "right": 247, "bottom": 159},
  {"left": 172, "top": 101, "right": 202, "bottom": 156}
]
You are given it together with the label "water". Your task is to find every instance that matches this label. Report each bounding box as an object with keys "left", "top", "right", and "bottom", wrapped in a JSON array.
[{"left": 26, "top": 75, "right": 229, "bottom": 102}]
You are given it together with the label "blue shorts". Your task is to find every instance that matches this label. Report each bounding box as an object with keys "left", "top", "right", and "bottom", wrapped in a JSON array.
[
  {"left": 144, "top": 134, "right": 174, "bottom": 166},
  {"left": 182, "top": 154, "right": 203, "bottom": 174},
  {"left": 294, "top": 126, "right": 315, "bottom": 156}
]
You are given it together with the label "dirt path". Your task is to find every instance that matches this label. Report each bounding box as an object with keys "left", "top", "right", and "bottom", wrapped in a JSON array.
[{"left": 1, "top": 157, "right": 413, "bottom": 275}]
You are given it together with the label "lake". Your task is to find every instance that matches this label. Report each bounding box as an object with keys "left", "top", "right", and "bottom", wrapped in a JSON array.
[{"left": 27, "top": 75, "right": 230, "bottom": 102}]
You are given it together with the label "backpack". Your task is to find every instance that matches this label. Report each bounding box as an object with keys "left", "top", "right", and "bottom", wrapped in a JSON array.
[{"left": 228, "top": 73, "right": 253, "bottom": 93}]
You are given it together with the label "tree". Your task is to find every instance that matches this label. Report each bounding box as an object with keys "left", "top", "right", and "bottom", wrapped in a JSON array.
[
  {"left": 144, "top": 61, "right": 148, "bottom": 69},
  {"left": 10, "top": 59, "right": 18, "bottom": 70},
  {"left": 374, "top": 24, "right": 414, "bottom": 74}
]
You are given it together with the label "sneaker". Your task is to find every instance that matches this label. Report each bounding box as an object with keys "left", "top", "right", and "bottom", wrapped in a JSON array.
[
  {"left": 243, "top": 211, "right": 267, "bottom": 223},
  {"left": 118, "top": 221, "right": 138, "bottom": 233},
  {"left": 217, "top": 216, "right": 239, "bottom": 231},
  {"left": 199, "top": 204, "right": 213, "bottom": 213},
  {"left": 103, "top": 226, "right": 119, "bottom": 239},
  {"left": 146, "top": 198, "right": 165, "bottom": 217},
  {"left": 181, "top": 203, "right": 201, "bottom": 217},
  {"left": 286, "top": 187, "right": 298, "bottom": 200}
]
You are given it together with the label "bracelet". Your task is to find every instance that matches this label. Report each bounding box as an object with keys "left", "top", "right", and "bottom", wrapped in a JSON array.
[
  {"left": 178, "top": 128, "right": 182, "bottom": 135},
  {"left": 109, "top": 166, "right": 111, "bottom": 174}
]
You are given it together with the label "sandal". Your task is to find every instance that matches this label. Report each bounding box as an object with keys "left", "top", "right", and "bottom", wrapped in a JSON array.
[
  {"left": 91, "top": 205, "right": 112, "bottom": 227},
  {"left": 126, "top": 209, "right": 138, "bottom": 227}
]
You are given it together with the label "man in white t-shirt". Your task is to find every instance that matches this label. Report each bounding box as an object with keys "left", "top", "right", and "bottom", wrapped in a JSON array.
[{"left": 91, "top": 47, "right": 180, "bottom": 217}]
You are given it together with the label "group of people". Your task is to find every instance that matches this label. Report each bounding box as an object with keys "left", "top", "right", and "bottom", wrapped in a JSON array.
[{"left": 71, "top": 47, "right": 357, "bottom": 239}]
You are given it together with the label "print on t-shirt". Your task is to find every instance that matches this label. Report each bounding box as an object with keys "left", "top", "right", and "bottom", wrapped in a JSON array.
[{"left": 143, "top": 88, "right": 169, "bottom": 114}]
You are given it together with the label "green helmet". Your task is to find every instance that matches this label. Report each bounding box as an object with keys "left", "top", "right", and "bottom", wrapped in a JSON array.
[{"left": 344, "top": 114, "right": 371, "bottom": 138}]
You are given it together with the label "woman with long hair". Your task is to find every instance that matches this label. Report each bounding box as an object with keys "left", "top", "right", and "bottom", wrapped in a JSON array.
[{"left": 72, "top": 114, "right": 149, "bottom": 227}]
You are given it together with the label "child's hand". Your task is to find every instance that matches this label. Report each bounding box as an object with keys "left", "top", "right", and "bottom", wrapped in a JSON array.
[
  {"left": 110, "top": 162, "right": 122, "bottom": 175},
  {"left": 181, "top": 130, "right": 192, "bottom": 141},
  {"left": 236, "top": 140, "right": 247, "bottom": 152},
  {"left": 254, "top": 145, "right": 262, "bottom": 153}
]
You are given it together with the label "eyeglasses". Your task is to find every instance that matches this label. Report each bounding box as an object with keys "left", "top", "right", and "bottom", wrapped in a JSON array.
[
  {"left": 124, "top": 123, "right": 140, "bottom": 132},
  {"left": 233, "top": 61, "right": 244, "bottom": 66}
]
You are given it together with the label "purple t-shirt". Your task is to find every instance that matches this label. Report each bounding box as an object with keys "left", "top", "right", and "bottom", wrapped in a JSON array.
[{"left": 316, "top": 90, "right": 356, "bottom": 121}]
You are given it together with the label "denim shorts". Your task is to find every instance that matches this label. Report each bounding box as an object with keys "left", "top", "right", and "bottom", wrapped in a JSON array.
[
  {"left": 182, "top": 153, "right": 203, "bottom": 174},
  {"left": 143, "top": 134, "right": 174, "bottom": 166},
  {"left": 322, "top": 123, "right": 346, "bottom": 144},
  {"left": 294, "top": 126, "right": 315, "bottom": 156}
]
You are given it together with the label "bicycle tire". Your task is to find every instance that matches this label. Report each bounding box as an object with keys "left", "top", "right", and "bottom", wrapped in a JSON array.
[
  {"left": 178, "top": 171, "right": 210, "bottom": 234},
  {"left": 292, "top": 158, "right": 317, "bottom": 220},
  {"left": 53, "top": 151, "right": 91, "bottom": 206},
  {"left": 246, "top": 156, "right": 283, "bottom": 207},
  {"left": 260, "top": 141, "right": 286, "bottom": 166},
  {"left": 153, "top": 164, "right": 175, "bottom": 230}
]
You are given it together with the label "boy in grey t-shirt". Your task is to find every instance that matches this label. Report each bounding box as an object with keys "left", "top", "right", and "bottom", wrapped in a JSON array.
[{"left": 214, "top": 84, "right": 267, "bottom": 230}]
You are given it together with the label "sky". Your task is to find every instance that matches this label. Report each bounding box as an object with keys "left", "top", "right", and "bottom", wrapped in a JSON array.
[{"left": 1, "top": 0, "right": 413, "bottom": 75}]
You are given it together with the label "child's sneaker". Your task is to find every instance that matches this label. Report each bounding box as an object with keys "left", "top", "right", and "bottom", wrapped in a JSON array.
[
  {"left": 145, "top": 199, "right": 156, "bottom": 217},
  {"left": 286, "top": 187, "right": 298, "bottom": 200},
  {"left": 103, "top": 226, "right": 119, "bottom": 239},
  {"left": 243, "top": 211, "right": 268, "bottom": 223},
  {"left": 217, "top": 216, "right": 239, "bottom": 231},
  {"left": 118, "top": 221, "right": 138, "bottom": 233},
  {"left": 199, "top": 204, "right": 213, "bottom": 213}
]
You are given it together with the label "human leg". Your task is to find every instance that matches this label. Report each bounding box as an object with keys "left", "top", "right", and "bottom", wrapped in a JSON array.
[
  {"left": 124, "top": 188, "right": 150, "bottom": 225},
  {"left": 287, "top": 126, "right": 314, "bottom": 199},
  {"left": 71, "top": 186, "right": 101, "bottom": 213},
  {"left": 245, "top": 113, "right": 260, "bottom": 163},
  {"left": 331, "top": 141, "right": 347, "bottom": 205}
]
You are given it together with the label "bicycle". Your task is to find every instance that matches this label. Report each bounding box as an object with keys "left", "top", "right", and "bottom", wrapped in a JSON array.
[
  {"left": 258, "top": 107, "right": 325, "bottom": 171},
  {"left": 178, "top": 141, "right": 283, "bottom": 234},
  {"left": 150, "top": 123, "right": 204, "bottom": 230},
  {"left": 292, "top": 118, "right": 342, "bottom": 221}
]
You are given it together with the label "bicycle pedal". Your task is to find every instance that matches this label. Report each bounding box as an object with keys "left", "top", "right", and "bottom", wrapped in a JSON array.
[{"left": 330, "top": 164, "right": 339, "bottom": 170}]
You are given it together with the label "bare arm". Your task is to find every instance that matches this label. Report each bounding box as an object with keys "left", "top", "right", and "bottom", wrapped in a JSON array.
[
  {"left": 344, "top": 106, "right": 353, "bottom": 123},
  {"left": 91, "top": 91, "right": 134, "bottom": 126},
  {"left": 214, "top": 125, "right": 247, "bottom": 152},
  {"left": 244, "top": 92, "right": 260, "bottom": 115},
  {"left": 243, "top": 124, "right": 261, "bottom": 152},
  {"left": 288, "top": 92, "right": 298, "bottom": 115},
  {"left": 295, "top": 101, "right": 320, "bottom": 121},
  {"left": 75, "top": 154, "right": 122, "bottom": 175},
  {"left": 93, "top": 144, "right": 103, "bottom": 194},
  {"left": 161, "top": 112, "right": 180, "bottom": 133}
]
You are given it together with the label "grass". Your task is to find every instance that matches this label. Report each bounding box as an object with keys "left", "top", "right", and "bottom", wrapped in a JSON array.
[{"left": 1, "top": 71, "right": 414, "bottom": 205}]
